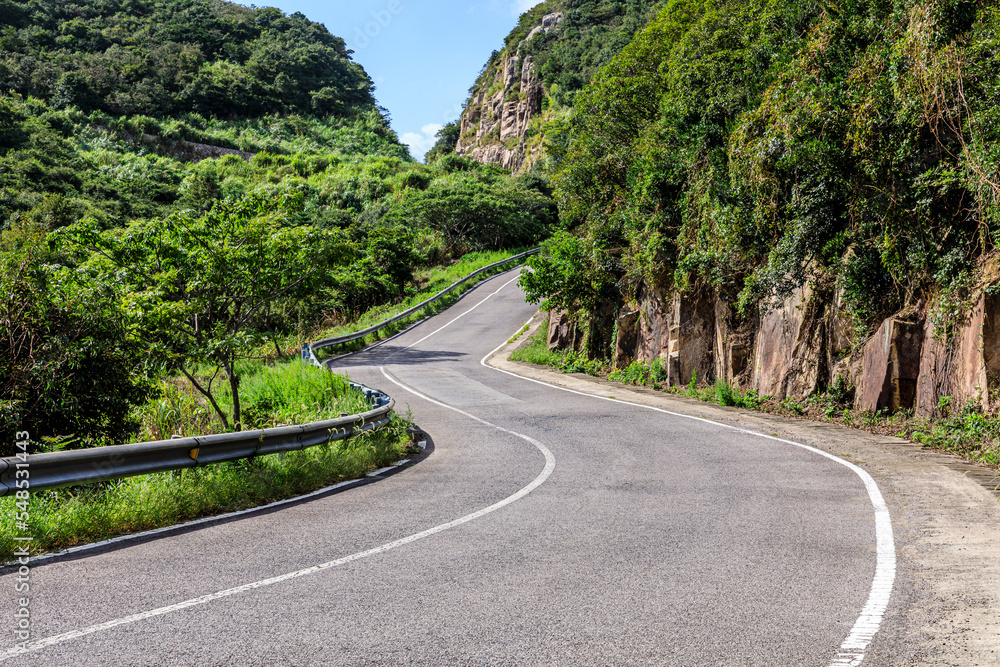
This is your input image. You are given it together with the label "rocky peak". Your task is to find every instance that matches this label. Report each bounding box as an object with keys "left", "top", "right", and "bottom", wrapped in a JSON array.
[
  {"left": 454, "top": 13, "right": 559, "bottom": 173},
  {"left": 526, "top": 12, "right": 564, "bottom": 41},
  {"left": 449, "top": 1, "right": 661, "bottom": 172}
]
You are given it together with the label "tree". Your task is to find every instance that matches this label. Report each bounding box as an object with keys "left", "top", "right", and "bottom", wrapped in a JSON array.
[
  {"left": 0, "top": 222, "right": 155, "bottom": 454},
  {"left": 67, "top": 193, "right": 349, "bottom": 430},
  {"left": 425, "top": 121, "right": 460, "bottom": 163},
  {"left": 519, "top": 231, "right": 617, "bottom": 317},
  {"left": 384, "top": 173, "right": 555, "bottom": 253}
]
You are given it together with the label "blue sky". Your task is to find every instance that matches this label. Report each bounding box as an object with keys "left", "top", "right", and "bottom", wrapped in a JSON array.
[{"left": 256, "top": 1, "right": 543, "bottom": 160}]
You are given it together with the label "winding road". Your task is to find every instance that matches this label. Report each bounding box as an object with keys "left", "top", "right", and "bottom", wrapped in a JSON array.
[{"left": 3, "top": 268, "right": 998, "bottom": 666}]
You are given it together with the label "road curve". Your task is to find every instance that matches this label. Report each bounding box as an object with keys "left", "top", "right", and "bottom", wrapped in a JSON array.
[{"left": 2, "top": 269, "right": 901, "bottom": 666}]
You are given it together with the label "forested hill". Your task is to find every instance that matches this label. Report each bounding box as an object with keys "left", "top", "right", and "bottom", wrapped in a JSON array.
[
  {"left": 0, "top": 0, "right": 411, "bottom": 229},
  {"left": 0, "top": 0, "right": 556, "bottom": 453},
  {"left": 0, "top": 0, "right": 375, "bottom": 118},
  {"left": 430, "top": 0, "right": 663, "bottom": 171}
]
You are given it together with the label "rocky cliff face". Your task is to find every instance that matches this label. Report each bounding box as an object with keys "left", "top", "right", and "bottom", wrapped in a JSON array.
[
  {"left": 454, "top": 12, "right": 563, "bottom": 173},
  {"left": 548, "top": 260, "right": 1000, "bottom": 417}
]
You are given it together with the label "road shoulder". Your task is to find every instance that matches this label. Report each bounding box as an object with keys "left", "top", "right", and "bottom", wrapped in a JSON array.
[{"left": 487, "top": 313, "right": 1000, "bottom": 667}]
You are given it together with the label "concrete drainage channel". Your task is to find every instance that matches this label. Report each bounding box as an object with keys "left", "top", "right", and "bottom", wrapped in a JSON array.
[{"left": 0, "top": 252, "right": 534, "bottom": 559}]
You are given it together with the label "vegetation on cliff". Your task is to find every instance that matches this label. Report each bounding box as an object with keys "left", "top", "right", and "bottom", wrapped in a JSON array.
[
  {"left": 434, "top": 0, "right": 664, "bottom": 170},
  {"left": 525, "top": 0, "right": 1000, "bottom": 347}
]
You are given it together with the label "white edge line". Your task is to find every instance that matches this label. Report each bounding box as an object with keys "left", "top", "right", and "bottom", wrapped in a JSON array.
[
  {"left": 11, "top": 460, "right": 415, "bottom": 568},
  {"left": 320, "top": 267, "right": 523, "bottom": 366},
  {"left": 482, "top": 315, "right": 896, "bottom": 667}
]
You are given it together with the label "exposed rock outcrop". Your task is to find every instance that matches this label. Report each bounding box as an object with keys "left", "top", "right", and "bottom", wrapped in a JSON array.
[
  {"left": 548, "top": 310, "right": 583, "bottom": 352},
  {"left": 857, "top": 315, "right": 923, "bottom": 413},
  {"left": 914, "top": 293, "right": 1000, "bottom": 416},
  {"left": 550, "top": 273, "right": 1000, "bottom": 416},
  {"left": 454, "top": 13, "right": 564, "bottom": 172}
]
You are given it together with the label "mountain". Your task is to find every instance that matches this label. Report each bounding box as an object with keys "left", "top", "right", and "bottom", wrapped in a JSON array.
[
  {"left": 443, "top": 0, "right": 663, "bottom": 173},
  {"left": 0, "top": 0, "right": 558, "bottom": 450}
]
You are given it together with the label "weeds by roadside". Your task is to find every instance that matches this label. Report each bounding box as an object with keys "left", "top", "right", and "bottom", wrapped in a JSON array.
[
  {"left": 900, "top": 399, "right": 1000, "bottom": 467},
  {"left": 509, "top": 330, "right": 608, "bottom": 375},
  {"left": 0, "top": 413, "right": 413, "bottom": 560},
  {"left": 0, "top": 358, "right": 414, "bottom": 560},
  {"left": 511, "top": 329, "right": 1000, "bottom": 469}
]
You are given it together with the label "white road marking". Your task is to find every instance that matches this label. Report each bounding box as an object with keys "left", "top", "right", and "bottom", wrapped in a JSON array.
[
  {"left": 483, "top": 316, "right": 895, "bottom": 667},
  {"left": 0, "top": 272, "right": 554, "bottom": 663},
  {"left": 11, "top": 477, "right": 363, "bottom": 568},
  {"left": 380, "top": 273, "right": 522, "bottom": 363},
  {"left": 0, "top": 425, "right": 554, "bottom": 662},
  {"left": 320, "top": 267, "right": 520, "bottom": 367}
]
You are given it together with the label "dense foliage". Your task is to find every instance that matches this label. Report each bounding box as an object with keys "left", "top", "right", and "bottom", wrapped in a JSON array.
[
  {"left": 0, "top": 0, "right": 557, "bottom": 450},
  {"left": 525, "top": 0, "right": 1000, "bottom": 344},
  {"left": 0, "top": 0, "right": 374, "bottom": 118},
  {"left": 504, "top": 0, "right": 664, "bottom": 108},
  {"left": 0, "top": 221, "right": 155, "bottom": 454}
]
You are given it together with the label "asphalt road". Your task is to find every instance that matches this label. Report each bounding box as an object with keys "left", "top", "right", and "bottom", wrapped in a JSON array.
[{"left": 1, "top": 270, "right": 905, "bottom": 666}]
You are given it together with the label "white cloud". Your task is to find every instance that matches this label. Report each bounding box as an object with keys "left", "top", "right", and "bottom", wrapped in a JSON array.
[
  {"left": 511, "top": 0, "right": 542, "bottom": 15},
  {"left": 401, "top": 123, "right": 444, "bottom": 161},
  {"left": 480, "top": 0, "right": 541, "bottom": 16}
]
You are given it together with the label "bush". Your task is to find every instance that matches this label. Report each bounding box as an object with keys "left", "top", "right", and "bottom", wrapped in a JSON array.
[{"left": 0, "top": 225, "right": 155, "bottom": 453}]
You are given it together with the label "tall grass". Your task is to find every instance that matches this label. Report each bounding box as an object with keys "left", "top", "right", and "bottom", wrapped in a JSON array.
[
  {"left": 135, "top": 359, "right": 370, "bottom": 441},
  {"left": 0, "top": 416, "right": 410, "bottom": 560},
  {"left": 0, "top": 359, "right": 412, "bottom": 559}
]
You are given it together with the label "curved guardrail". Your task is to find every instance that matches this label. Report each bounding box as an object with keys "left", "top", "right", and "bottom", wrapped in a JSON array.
[
  {"left": 303, "top": 248, "right": 538, "bottom": 359},
  {"left": 0, "top": 248, "right": 538, "bottom": 497},
  {"left": 0, "top": 384, "right": 392, "bottom": 497}
]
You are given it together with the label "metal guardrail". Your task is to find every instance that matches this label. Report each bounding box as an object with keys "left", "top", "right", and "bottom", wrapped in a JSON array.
[
  {"left": 303, "top": 248, "right": 538, "bottom": 359},
  {"left": 0, "top": 384, "right": 393, "bottom": 497},
  {"left": 0, "top": 248, "right": 538, "bottom": 497}
]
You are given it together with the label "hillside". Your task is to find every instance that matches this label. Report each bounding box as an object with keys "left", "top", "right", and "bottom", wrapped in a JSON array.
[
  {"left": 0, "top": 0, "right": 555, "bottom": 452},
  {"left": 0, "top": 0, "right": 374, "bottom": 117},
  {"left": 524, "top": 0, "right": 1000, "bottom": 420},
  {"left": 437, "top": 0, "right": 663, "bottom": 172}
]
